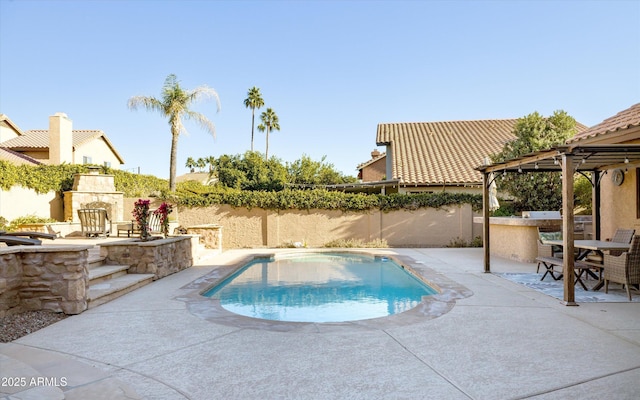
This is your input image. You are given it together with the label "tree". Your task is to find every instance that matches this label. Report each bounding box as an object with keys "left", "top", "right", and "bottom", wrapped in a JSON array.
[
  {"left": 215, "top": 151, "right": 287, "bottom": 191},
  {"left": 492, "top": 110, "right": 580, "bottom": 211},
  {"left": 205, "top": 155, "right": 216, "bottom": 173},
  {"left": 196, "top": 157, "right": 206, "bottom": 172},
  {"left": 257, "top": 108, "right": 280, "bottom": 160},
  {"left": 243, "top": 86, "right": 264, "bottom": 152},
  {"left": 287, "top": 155, "right": 357, "bottom": 185},
  {"left": 128, "top": 74, "right": 221, "bottom": 191},
  {"left": 185, "top": 157, "right": 196, "bottom": 173}
]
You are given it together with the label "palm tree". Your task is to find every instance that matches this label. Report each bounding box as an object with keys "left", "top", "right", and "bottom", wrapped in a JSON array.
[
  {"left": 128, "top": 74, "right": 221, "bottom": 191},
  {"left": 243, "top": 86, "right": 264, "bottom": 152},
  {"left": 185, "top": 157, "right": 196, "bottom": 173},
  {"left": 257, "top": 108, "right": 280, "bottom": 160},
  {"left": 205, "top": 155, "right": 216, "bottom": 173}
]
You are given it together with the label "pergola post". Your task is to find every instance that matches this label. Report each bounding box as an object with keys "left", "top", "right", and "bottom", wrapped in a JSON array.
[
  {"left": 562, "top": 154, "right": 577, "bottom": 305},
  {"left": 592, "top": 171, "right": 601, "bottom": 240},
  {"left": 483, "top": 172, "right": 491, "bottom": 273}
]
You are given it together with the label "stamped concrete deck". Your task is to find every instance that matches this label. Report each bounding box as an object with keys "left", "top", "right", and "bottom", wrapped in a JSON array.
[{"left": 2, "top": 247, "right": 640, "bottom": 399}]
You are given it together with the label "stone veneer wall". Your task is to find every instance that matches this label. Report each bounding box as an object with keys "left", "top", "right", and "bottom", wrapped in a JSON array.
[
  {"left": 185, "top": 225, "right": 222, "bottom": 251},
  {"left": 101, "top": 236, "right": 198, "bottom": 280},
  {"left": 0, "top": 246, "right": 90, "bottom": 318}
]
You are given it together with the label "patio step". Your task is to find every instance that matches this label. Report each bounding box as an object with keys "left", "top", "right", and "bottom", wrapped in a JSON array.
[
  {"left": 88, "top": 264, "right": 129, "bottom": 285},
  {"left": 88, "top": 273, "right": 154, "bottom": 309}
]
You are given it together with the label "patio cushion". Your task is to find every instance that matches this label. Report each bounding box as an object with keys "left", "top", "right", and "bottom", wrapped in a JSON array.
[{"left": 539, "top": 231, "right": 562, "bottom": 241}]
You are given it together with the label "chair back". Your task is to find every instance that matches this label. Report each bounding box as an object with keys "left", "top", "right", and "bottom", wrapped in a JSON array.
[
  {"left": 611, "top": 229, "right": 636, "bottom": 256},
  {"left": 537, "top": 227, "right": 562, "bottom": 258},
  {"left": 629, "top": 235, "right": 640, "bottom": 258}
]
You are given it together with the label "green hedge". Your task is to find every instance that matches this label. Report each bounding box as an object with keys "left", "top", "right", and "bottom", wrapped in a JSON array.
[
  {"left": 0, "top": 161, "right": 482, "bottom": 212},
  {"left": 173, "top": 185, "right": 482, "bottom": 212}
]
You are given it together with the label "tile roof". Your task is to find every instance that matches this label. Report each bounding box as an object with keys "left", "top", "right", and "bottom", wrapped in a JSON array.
[
  {"left": 0, "top": 147, "right": 42, "bottom": 166},
  {"left": 376, "top": 119, "right": 520, "bottom": 185},
  {"left": 0, "top": 114, "right": 25, "bottom": 136},
  {"left": 568, "top": 103, "right": 640, "bottom": 144},
  {"left": 1, "top": 130, "right": 125, "bottom": 163}
]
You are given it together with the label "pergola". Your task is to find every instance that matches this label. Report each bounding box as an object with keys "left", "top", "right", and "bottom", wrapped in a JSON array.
[{"left": 477, "top": 143, "right": 640, "bottom": 305}]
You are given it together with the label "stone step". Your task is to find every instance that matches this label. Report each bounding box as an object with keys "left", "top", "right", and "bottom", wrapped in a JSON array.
[
  {"left": 87, "top": 246, "right": 104, "bottom": 269},
  {"left": 88, "top": 274, "right": 154, "bottom": 309},
  {"left": 88, "top": 265, "right": 130, "bottom": 285}
]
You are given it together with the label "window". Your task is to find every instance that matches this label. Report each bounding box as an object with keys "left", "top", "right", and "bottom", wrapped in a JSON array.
[
  {"left": 82, "top": 156, "right": 92, "bottom": 164},
  {"left": 104, "top": 161, "right": 111, "bottom": 168}
]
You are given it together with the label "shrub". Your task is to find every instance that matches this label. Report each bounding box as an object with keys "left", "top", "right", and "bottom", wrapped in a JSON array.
[
  {"left": 447, "top": 236, "right": 483, "bottom": 248},
  {"left": 323, "top": 238, "right": 389, "bottom": 248},
  {"left": 7, "top": 215, "right": 57, "bottom": 232}
]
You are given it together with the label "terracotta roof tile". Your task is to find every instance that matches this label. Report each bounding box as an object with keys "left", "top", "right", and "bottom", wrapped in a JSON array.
[
  {"left": 568, "top": 103, "right": 640, "bottom": 143},
  {"left": 0, "top": 147, "right": 42, "bottom": 166},
  {"left": 376, "top": 119, "right": 587, "bottom": 186},
  {"left": 1, "top": 130, "right": 125, "bottom": 164}
]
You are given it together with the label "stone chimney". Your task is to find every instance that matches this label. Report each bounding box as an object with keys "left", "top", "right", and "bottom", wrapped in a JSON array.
[
  {"left": 371, "top": 149, "right": 381, "bottom": 159},
  {"left": 49, "top": 112, "right": 73, "bottom": 165}
]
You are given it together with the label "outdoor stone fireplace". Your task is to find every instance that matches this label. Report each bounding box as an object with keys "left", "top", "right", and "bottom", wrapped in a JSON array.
[{"left": 63, "top": 168, "right": 124, "bottom": 223}]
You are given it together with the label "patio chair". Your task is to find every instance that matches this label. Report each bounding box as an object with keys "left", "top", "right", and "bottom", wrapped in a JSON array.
[
  {"left": 536, "top": 227, "right": 563, "bottom": 279},
  {"left": 77, "top": 208, "right": 111, "bottom": 237},
  {"left": 604, "top": 235, "right": 640, "bottom": 301},
  {"left": 117, "top": 209, "right": 163, "bottom": 237},
  {"left": 586, "top": 228, "right": 636, "bottom": 263}
]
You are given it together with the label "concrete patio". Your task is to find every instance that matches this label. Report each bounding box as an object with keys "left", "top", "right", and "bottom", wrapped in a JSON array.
[{"left": 2, "top": 246, "right": 640, "bottom": 399}]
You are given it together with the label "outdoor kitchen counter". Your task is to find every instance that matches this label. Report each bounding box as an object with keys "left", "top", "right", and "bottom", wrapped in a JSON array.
[{"left": 473, "top": 216, "right": 591, "bottom": 263}]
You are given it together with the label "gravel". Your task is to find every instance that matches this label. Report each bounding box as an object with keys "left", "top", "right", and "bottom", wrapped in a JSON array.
[{"left": 0, "top": 310, "right": 68, "bottom": 343}]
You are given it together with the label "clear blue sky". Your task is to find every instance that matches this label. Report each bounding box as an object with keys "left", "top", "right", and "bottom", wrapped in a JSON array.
[{"left": 1, "top": 0, "right": 639, "bottom": 179}]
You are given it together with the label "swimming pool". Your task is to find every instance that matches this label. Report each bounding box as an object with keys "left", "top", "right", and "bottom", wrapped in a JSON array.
[{"left": 202, "top": 252, "right": 437, "bottom": 323}]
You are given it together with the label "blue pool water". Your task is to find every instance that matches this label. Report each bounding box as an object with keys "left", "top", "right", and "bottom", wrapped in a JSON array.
[{"left": 202, "top": 253, "right": 437, "bottom": 322}]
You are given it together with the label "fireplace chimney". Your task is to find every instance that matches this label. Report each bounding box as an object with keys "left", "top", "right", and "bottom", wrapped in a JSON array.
[{"left": 49, "top": 112, "right": 72, "bottom": 165}]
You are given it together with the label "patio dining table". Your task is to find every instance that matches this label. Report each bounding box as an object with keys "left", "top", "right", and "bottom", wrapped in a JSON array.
[{"left": 543, "top": 239, "right": 631, "bottom": 291}]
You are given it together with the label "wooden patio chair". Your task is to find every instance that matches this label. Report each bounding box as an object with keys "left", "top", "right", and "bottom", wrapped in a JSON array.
[
  {"left": 77, "top": 208, "right": 111, "bottom": 237},
  {"left": 604, "top": 235, "right": 640, "bottom": 301},
  {"left": 117, "top": 209, "right": 163, "bottom": 237}
]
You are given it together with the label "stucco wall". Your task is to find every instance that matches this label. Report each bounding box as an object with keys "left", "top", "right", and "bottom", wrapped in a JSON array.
[
  {"left": 600, "top": 165, "right": 639, "bottom": 239},
  {"left": 177, "top": 204, "right": 479, "bottom": 248},
  {"left": 0, "top": 186, "right": 63, "bottom": 221},
  {"left": 75, "top": 138, "right": 122, "bottom": 167}
]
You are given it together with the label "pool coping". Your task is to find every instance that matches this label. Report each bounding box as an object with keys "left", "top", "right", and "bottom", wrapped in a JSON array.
[{"left": 174, "top": 249, "right": 473, "bottom": 331}]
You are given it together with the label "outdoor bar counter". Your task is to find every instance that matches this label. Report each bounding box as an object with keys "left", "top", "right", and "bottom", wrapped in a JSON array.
[{"left": 473, "top": 215, "right": 592, "bottom": 263}]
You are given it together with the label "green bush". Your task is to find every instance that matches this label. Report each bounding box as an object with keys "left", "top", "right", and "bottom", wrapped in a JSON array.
[
  {"left": 447, "top": 236, "right": 483, "bottom": 248},
  {"left": 1, "top": 160, "right": 483, "bottom": 213},
  {"left": 6, "top": 215, "right": 57, "bottom": 232},
  {"left": 323, "top": 238, "right": 389, "bottom": 248}
]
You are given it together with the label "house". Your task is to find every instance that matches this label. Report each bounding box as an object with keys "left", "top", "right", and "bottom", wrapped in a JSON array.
[
  {"left": 0, "top": 112, "right": 125, "bottom": 168},
  {"left": 566, "top": 102, "right": 640, "bottom": 238},
  {"left": 359, "top": 119, "right": 587, "bottom": 194},
  {"left": 357, "top": 149, "right": 386, "bottom": 182}
]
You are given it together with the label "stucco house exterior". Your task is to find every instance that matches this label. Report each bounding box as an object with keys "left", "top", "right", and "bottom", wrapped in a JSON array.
[
  {"left": 0, "top": 112, "right": 124, "bottom": 168},
  {"left": 358, "top": 118, "right": 588, "bottom": 194},
  {"left": 566, "top": 102, "right": 640, "bottom": 238}
]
